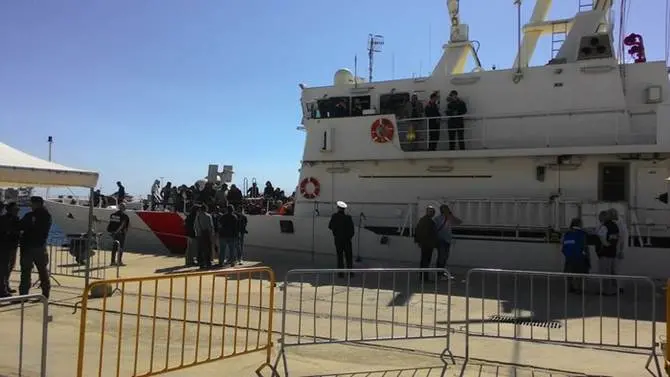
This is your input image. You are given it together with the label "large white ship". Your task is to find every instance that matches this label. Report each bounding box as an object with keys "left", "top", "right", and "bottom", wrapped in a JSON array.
[{"left": 45, "top": 0, "right": 670, "bottom": 278}]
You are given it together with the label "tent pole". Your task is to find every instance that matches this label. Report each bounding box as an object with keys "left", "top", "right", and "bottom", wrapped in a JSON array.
[{"left": 84, "top": 188, "right": 94, "bottom": 290}]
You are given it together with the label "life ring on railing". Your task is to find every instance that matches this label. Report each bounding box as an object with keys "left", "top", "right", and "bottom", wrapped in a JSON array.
[
  {"left": 370, "top": 118, "right": 395, "bottom": 143},
  {"left": 299, "top": 177, "right": 320, "bottom": 199}
]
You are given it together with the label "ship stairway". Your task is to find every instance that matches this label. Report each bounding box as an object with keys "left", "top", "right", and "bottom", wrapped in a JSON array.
[{"left": 551, "top": 22, "right": 569, "bottom": 59}]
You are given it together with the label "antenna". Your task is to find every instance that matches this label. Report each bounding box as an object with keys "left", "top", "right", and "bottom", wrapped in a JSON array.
[
  {"left": 367, "top": 34, "right": 384, "bottom": 82},
  {"left": 354, "top": 55, "right": 358, "bottom": 87}
]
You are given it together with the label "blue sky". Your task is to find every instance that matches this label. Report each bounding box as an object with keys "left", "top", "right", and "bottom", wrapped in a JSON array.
[{"left": 0, "top": 0, "right": 667, "bottom": 197}]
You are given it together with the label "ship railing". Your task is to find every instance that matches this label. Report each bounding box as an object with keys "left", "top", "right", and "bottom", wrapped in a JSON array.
[
  {"left": 303, "top": 198, "right": 582, "bottom": 237},
  {"left": 395, "top": 105, "right": 657, "bottom": 152}
]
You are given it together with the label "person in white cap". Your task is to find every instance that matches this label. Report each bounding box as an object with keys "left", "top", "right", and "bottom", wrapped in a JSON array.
[{"left": 328, "top": 201, "right": 355, "bottom": 277}]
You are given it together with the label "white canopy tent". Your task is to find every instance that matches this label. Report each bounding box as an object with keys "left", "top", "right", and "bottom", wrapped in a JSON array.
[
  {"left": 0, "top": 142, "right": 98, "bottom": 188},
  {"left": 0, "top": 141, "right": 100, "bottom": 289}
]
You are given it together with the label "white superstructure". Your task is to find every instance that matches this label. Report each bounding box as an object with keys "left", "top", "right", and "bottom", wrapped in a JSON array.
[{"left": 243, "top": 0, "right": 670, "bottom": 278}]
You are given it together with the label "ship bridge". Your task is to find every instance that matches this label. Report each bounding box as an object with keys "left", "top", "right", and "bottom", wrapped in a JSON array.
[{"left": 298, "top": 0, "right": 669, "bottom": 162}]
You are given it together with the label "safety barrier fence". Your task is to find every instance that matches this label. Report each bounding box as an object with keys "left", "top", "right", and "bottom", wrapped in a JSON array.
[
  {"left": 76, "top": 266, "right": 276, "bottom": 377},
  {"left": 273, "top": 268, "right": 455, "bottom": 376},
  {"left": 461, "top": 268, "right": 662, "bottom": 377},
  {"left": 0, "top": 294, "right": 49, "bottom": 377},
  {"left": 23, "top": 234, "right": 113, "bottom": 287}
]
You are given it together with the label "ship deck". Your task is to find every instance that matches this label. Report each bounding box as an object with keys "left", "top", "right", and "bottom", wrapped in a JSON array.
[{"left": 0, "top": 245, "right": 665, "bottom": 377}]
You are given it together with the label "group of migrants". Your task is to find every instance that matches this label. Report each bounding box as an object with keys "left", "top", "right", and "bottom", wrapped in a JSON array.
[
  {"left": 0, "top": 197, "right": 52, "bottom": 299},
  {"left": 145, "top": 179, "right": 295, "bottom": 215},
  {"left": 183, "top": 202, "right": 248, "bottom": 269}
]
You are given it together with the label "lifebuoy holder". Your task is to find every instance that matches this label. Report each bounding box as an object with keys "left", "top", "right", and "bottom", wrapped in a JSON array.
[
  {"left": 299, "top": 177, "right": 320, "bottom": 199},
  {"left": 370, "top": 118, "right": 395, "bottom": 143}
]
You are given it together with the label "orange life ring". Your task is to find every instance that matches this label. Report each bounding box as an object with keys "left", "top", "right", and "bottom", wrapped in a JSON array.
[
  {"left": 370, "top": 118, "right": 395, "bottom": 143},
  {"left": 299, "top": 177, "right": 320, "bottom": 199}
]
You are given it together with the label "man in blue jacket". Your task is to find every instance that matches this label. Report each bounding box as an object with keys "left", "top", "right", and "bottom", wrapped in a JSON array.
[{"left": 561, "top": 218, "right": 590, "bottom": 293}]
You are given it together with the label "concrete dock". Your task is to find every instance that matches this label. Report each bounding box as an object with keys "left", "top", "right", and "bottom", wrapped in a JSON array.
[{"left": 0, "top": 245, "right": 665, "bottom": 377}]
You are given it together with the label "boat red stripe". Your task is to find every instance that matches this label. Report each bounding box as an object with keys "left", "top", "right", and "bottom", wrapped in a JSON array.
[{"left": 136, "top": 211, "right": 187, "bottom": 252}]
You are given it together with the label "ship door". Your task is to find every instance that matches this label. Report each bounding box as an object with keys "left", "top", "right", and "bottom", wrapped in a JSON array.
[
  {"left": 635, "top": 166, "right": 668, "bottom": 230},
  {"left": 598, "top": 163, "right": 629, "bottom": 202}
]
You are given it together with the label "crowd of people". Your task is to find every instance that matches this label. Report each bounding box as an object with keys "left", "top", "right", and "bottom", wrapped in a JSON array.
[
  {"left": 96, "top": 179, "right": 296, "bottom": 216},
  {"left": 147, "top": 179, "right": 295, "bottom": 214},
  {"left": 184, "top": 203, "right": 249, "bottom": 269}
]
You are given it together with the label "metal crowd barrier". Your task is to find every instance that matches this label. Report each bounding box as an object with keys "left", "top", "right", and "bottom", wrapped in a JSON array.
[
  {"left": 273, "top": 268, "right": 455, "bottom": 376},
  {"left": 75, "top": 267, "right": 276, "bottom": 377},
  {"left": 44, "top": 234, "right": 111, "bottom": 284},
  {"left": 461, "top": 268, "right": 662, "bottom": 377},
  {"left": 0, "top": 294, "right": 49, "bottom": 377}
]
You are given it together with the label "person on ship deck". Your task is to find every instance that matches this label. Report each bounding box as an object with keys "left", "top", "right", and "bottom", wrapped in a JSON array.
[
  {"left": 150, "top": 180, "right": 161, "bottom": 211},
  {"left": 215, "top": 184, "right": 228, "bottom": 208},
  {"left": 403, "top": 93, "right": 424, "bottom": 151},
  {"left": 227, "top": 184, "right": 243, "bottom": 207},
  {"left": 424, "top": 92, "right": 441, "bottom": 151},
  {"left": 160, "top": 182, "right": 173, "bottom": 210},
  {"left": 115, "top": 181, "right": 126, "bottom": 204},
  {"left": 263, "top": 181, "right": 275, "bottom": 199},
  {"left": 247, "top": 182, "right": 260, "bottom": 198},
  {"left": 445, "top": 90, "right": 468, "bottom": 150}
]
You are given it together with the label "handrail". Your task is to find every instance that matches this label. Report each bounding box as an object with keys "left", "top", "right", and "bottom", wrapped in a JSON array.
[{"left": 396, "top": 105, "right": 656, "bottom": 123}]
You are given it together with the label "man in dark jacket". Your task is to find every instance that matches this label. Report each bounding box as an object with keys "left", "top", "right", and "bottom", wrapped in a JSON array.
[
  {"left": 184, "top": 206, "right": 198, "bottom": 266},
  {"left": 19, "top": 196, "right": 52, "bottom": 298},
  {"left": 328, "top": 201, "right": 355, "bottom": 277},
  {"left": 445, "top": 90, "right": 468, "bottom": 150},
  {"left": 0, "top": 203, "right": 21, "bottom": 296},
  {"left": 235, "top": 206, "right": 248, "bottom": 262},
  {"left": 414, "top": 205, "right": 438, "bottom": 282},
  {"left": 218, "top": 205, "right": 239, "bottom": 266},
  {"left": 595, "top": 210, "right": 619, "bottom": 295}
]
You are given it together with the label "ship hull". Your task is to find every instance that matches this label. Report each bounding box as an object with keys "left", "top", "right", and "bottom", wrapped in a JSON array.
[{"left": 45, "top": 200, "right": 670, "bottom": 279}]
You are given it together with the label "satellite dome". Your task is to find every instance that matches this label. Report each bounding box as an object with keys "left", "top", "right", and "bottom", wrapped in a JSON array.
[{"left": 334, "top": 69, "right": 355, "bottom": 86}]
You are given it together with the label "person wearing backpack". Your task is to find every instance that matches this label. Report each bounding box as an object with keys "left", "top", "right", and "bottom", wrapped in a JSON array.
[{"left": 561, "top": 218, "right": 590, "bottom": 293}]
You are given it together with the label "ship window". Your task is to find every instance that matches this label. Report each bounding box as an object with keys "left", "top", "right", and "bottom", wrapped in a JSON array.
[
  {"left": 380, "top": 92, "right": 411, "bottom": 119},
  {"left": 317, "top": 96, "right": 350, "bottom": 118},
  {"left": 304, "top": 102, "right": 317, "bottom": 119},
  {"left": 351, "top": 95, "right": 371, "bottom": 116}
]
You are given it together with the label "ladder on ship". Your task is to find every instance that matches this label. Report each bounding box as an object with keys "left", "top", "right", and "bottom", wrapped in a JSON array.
[{"left": 551, "top": 22, "right": 569, "bottom": 59}]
